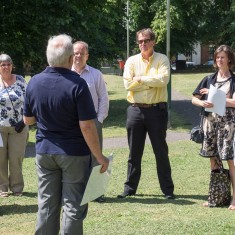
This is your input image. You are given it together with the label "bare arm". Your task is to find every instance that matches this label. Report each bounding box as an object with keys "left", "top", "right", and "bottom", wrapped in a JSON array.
[
  {"left": 192, "top": 89, "right": 213, "bottom": 108},
  {"left": 23, "top": 116, "right": 36, "bottom": 125},
  {"left": 79, "top": 119, "right": 109, "bottom": 173},
  {"left": 226, "top": 92, "right": 235, "bottom": 108}
]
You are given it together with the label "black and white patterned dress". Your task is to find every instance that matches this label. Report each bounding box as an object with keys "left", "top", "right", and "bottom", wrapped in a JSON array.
[{"left": 200, "top": 77, "right": 235, "bottom": 160}]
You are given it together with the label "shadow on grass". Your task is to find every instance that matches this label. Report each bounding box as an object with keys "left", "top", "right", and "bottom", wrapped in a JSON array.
[
  {"left": 25, "top": 98, "right": 200, "bottom": 133},
  {"left": 22, "top": 192, "right": 38, "bottom": 198},
  {"left": 0, "top": 204, "right": 38, "bottom": 216},
  {"left": 171, "top": 99, "right": 201, "bottom": 128},
  {"left": 102, "top": 194, "right": 208, "bottom": 205},
  {"left": 103, "top": 99, "right": 128, "bottom": 129},
  {"left": 105, "top": 98, "right": 201, "bottom": 130},
  {"left": 25, "top": 144, "right": 36, "bottom": 158}
]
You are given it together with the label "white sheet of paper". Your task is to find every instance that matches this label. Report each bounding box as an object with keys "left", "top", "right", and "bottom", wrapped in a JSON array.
[
  {"left": 80, "top": 154, "right": 113, "bottom": 206},
  {"left": 0, "top": 133, "right": 3, "bottom": 147},
  {"left": 205, "top": 84, "right": 226, "bottom": 116}
]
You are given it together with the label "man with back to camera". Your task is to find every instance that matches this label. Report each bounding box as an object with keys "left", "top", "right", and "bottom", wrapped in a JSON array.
[
  {"left": 72, "top": 41, "right": 109, "bottom": 203},
  {"left": 117, "top": 28, "right": 175, "bottom": 200},
  {"left": 23, "top": 34, "right": 109, "bottom": 235}
]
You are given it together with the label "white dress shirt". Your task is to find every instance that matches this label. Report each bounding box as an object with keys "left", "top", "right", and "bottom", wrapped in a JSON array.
[{"left": 72, "top": 64, "right": 109, "bottom": 123}]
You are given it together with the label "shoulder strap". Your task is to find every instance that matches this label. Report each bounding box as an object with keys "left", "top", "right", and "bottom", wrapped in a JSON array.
[{"left": 0, "top": 77, "right": 19, "bottom": 121}]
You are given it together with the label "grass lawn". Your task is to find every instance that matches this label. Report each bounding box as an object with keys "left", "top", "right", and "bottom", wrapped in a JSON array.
[
  {"left": 7, "top": 72, "right": 233, "bottom": 234},
  {"left": 171, "top": 72, "right": 211, "bottom": 97},
  {"left": 0, "top": 141, "right": 234, "bottom": 235},
  {"left": 26, "top": 72, "right": 211, "bottom": 142}
]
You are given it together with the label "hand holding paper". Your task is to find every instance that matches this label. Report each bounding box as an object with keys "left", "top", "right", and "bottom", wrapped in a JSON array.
[
  {"left": 205, "top": 84, "right": 226, "bottom": 116},
  {"left": 0, "top": 134, "right": 3, "bottom": 147},
  {"left": 80, "top": 154, "right": 113, "bottom": 206}
]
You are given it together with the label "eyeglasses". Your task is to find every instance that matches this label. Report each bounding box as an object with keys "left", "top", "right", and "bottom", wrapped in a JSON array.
[
  {"left": 137, "top": 39, "right": 151, "bottom": 44},
  {"left": 0, "top": 63, "right": 12, "bottom": 67}
]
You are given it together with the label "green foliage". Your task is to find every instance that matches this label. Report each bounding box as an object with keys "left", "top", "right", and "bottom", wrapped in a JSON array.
[
  {"left": 129, "top": 0, "right": 235, "bottom": 56},
  {"left": 1, "top": 1, "right": 234, "bottom": 77},
  {"left": 198, "top": 0, "right": 234, "bottom": 46},
  {"left": 0, "top": 0, "right": 127, "bottom": 74}
]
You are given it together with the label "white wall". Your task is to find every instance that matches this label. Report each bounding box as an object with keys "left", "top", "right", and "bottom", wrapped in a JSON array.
[
  {"left": 192, "top": 43, "right": 201, "bottom": 65},
  {"left": 177, "top": 43, "right": 201, "bottom": 65}
]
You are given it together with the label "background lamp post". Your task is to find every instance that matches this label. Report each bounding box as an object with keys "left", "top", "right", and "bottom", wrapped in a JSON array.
[{"left": 166, "top": 0, "right": 171, "bottom": 126}]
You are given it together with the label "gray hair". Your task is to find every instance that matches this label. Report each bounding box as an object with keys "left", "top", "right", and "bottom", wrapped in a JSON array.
[
  {"left": 73, "top": 41, "right": 89, "bottom": 53},
  {"left": 46, "top": 34, "right": 74, "bottom": 66},
  {"left": 0, "top": 54, "right": 13, "bottom": 64}
]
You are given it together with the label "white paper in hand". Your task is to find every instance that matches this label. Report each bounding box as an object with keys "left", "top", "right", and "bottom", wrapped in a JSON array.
[
  {"left": 0, "top": 133, "right": 3, "bottom": 147},
  {"left": 80, "top": 154, "right": 113, "bottom": 206},
  {"left": 205, "top": 84, "right": 226, "bottom": 116}
]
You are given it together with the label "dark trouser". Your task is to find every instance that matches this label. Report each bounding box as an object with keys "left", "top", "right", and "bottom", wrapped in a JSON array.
[{"left": 124, "top": 105, "right": 174, "bottom": 195}]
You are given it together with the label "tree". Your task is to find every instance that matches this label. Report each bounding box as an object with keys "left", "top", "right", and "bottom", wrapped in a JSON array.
[
  {"left": 1, "top": 0, "right": 234, "bottom": 74},
  {"left": 128, "top": 0, "right": 235, "bottom": 57},
  {"left": 126, "top": 0, "right": 211, "bottom": 56},
  {"left": 0, "top": 0, "right": 127, "bottom": 74},
  {"left": 198, "top": 0, "right": 234, "bottom": 46}
]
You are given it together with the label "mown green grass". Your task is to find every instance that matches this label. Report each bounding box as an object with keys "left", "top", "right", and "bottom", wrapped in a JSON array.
[
  {"left": 2, "top": 72, "right": 234, "bottom": 234},
  {"left": 1, "top": 141, "right": 234, "bottom": 235},
  {"left": 26, "top": 72, "right": 203, "bottom": 143},
  {"left": 171, "top": 72, "right": 210, "bottom": 97}
]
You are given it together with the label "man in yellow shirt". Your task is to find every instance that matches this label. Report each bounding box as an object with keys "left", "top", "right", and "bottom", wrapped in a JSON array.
[{"left": 117, "top": 28, "right": 175, "bottom": 199}]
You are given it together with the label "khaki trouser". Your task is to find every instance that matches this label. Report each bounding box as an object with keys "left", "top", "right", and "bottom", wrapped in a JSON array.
[{"left": 0, "top": 125, "right": 28, "bottom": 193}]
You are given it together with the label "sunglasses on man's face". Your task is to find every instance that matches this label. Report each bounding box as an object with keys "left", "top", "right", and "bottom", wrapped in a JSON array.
[{"left": 137, "top": 39, "right": 152, "bottom": 45}]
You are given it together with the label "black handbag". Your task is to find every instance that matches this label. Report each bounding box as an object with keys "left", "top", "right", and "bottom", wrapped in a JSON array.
[
  {"left": 15, "top": 119, "right": 26, "bottom": 133},
  {"left": 190, "top": 115, "right": 204, "bottom": 144},
  {"left": 207, "top": 159, "right": 231, "bottom": 207}
]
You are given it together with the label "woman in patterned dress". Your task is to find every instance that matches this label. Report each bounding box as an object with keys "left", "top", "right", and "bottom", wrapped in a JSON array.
[
  {"left": 0, "top": 54, "right": 28, "bottom": 197},
  {"left": 192, "top": 45, "right": 235, "bottom": 210}
]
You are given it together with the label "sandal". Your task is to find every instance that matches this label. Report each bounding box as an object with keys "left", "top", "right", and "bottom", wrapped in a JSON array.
[
  {"left": 202, "top": 202, "right": 209, "bottom": 207},
  {"left": 0, "top": 192, "right": 9, "bottom": 197},
  {"left": 228, "top": 205, "right": 235, "bottom": 210},
  {"left": 228, "top": 199, "right": 235, "bottom": 210}
]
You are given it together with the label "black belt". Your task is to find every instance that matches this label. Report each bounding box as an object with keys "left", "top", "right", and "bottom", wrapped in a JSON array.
[{"left": 131, "top": 102, "right": 167, "bottom": 109}]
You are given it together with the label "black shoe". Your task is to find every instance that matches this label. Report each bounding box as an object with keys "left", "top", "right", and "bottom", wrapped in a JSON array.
[
  {"left": 117, "top": 192, "right": 135, "bottom": 199},
  {"left": 94, "top": 195, "right": 106, "bottom": 203},
  {"left": 164, "top": 194, "right": 176, "bottom": 200}
]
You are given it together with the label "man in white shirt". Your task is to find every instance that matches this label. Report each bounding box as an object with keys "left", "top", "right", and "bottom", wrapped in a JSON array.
[{"left": 72, "top": 41, "right": 109, "bottom": 202}]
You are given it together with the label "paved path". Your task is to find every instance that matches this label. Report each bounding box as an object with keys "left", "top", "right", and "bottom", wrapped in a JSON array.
[{"left": 25, "top": 89, "right": 200, "bottom": 157}]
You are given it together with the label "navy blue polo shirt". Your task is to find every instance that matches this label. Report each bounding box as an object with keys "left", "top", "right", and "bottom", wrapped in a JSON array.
[{"left": 24, "top": 66, "right": 97, "bottom": 156}]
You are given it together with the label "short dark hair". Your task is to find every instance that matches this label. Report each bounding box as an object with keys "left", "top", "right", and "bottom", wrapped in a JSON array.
[
  {"left": 136, "top": 28, "right": 156, "bottom": 42},
  {"left": 213, "top": 45, "right": 235, "bottom": 69}
]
